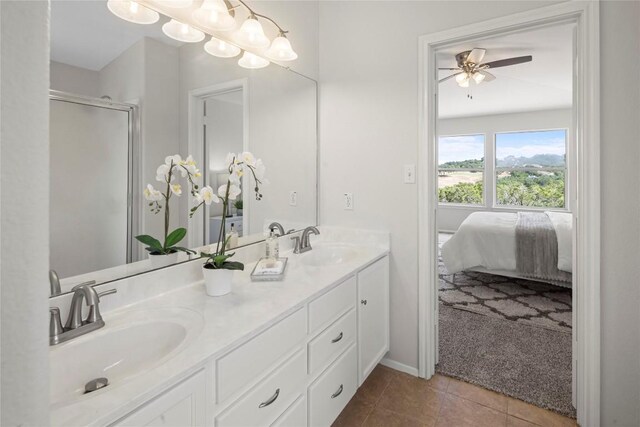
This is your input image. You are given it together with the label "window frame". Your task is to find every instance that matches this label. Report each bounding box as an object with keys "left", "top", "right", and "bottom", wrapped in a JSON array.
[
  {"left": 436, "top": 132, "right": 487, "bottom": 207},
  {"left": 492, "top": 128, "right": 570, "bottom": 212}
]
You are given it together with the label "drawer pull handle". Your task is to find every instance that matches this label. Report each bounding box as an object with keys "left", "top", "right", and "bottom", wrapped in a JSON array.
[
  {"left": 331, "top": 332, "right": 344, "bottom": 343},
  {"left": 331, "top": 384, "right": 344, "bottom": 399},
  {"left": 259, "top": 388, "right": 280, "bottom": 408},
  {"left": 361, "top": 299, "right": 367, "bottom": 305}
]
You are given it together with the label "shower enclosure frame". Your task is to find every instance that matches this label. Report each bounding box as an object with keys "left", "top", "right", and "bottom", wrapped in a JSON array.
[{"left": 49, "top": 90, "right": 140, "bottom": 264}]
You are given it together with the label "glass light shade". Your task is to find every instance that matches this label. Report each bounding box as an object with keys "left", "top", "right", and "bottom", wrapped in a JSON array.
[
  {"left": 472, "top": 71, "right": 485, "bottom": 84},
  {"left": 455, "top": 72, "right": 468, "bottom": 84},
  {"left": 162, "top": 19, "right": 205, "bottom": 43},
  {"left": 265, "top": 36, "right": 298, "bottom": 61},
  {"left": 107, "top": 0, "right": 159, "bottom": 24},
  {"left": 238, "top": 51, "right": 270, "bottom": 69},
  {"left": 204, "top": 36, "right": 241, "bottom": 58},
  {"left": 160, "top": 0, "right": 193, "bottom": 8},
  {"left": 234, "top": 17, "right": 270, "bottom": 48},
  {"left": 192, "top": 0, "right": 236, "bottom": 31},
  {"left": 458, "top": 78, "right": 470, "bottom": 88}
]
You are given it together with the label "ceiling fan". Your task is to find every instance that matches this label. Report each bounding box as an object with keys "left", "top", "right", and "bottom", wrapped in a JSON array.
[{"left": 439, "top": 48, "right": 533, "bottom": 87}]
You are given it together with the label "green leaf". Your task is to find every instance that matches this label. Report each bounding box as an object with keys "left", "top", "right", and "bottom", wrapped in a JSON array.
[
  {"left": 165, "top": 228, "right": 187, "bottom": 248},
  {"left": 135, "top": 235, "right": 163, "bottom": 250},
  {"left": 171, "top": 246, "right": 196, "bottom": 255},
  {"left": 222, "top": 261, "right": 244, "bottom": 271}
]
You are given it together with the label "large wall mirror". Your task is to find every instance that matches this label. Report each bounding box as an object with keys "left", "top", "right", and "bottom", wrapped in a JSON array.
[{"left": 49, "top": 1, "right": 317, "bottom": 296}]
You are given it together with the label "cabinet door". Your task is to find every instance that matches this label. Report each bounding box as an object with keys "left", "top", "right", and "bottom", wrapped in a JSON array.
[
  {"left": 357, "top": 256, "right": 389, "bottom": 384},
  {"left": 113, "top": 370, "right": 206, "bottom": 427}
]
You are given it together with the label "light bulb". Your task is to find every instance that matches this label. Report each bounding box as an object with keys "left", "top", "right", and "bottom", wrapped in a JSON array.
[
  {"left": 107, "top": 0, "right": 159, "bottom": 24},
  {"left": 160, "top": 0, "right": 193, "bottom": 8},
  {"left": 162, "top": 19, "right": 205, "bottom": 43},
  {"left": 238, "top": 51, "right": 270, "bottom": 69},
  {"left": 234, "top": 17, "right": 270, "bottom": 49},
  {"left": 472, "top": 71, "right": 486, "bottom": 84},
  {"left": 204, "top": 36, "right": 241, "bottom": 58},
  {"left": 455, "top": 72, "right": 468, "bottom": 84},
  {"left": 265, "top": 35, "right": 298, "bottom": 61},
  {"left": 192, "top": 0, "right": 236, "bottom": 31},
  {"left": 458, "top": 78, "right": 470, "bottom": 88}
]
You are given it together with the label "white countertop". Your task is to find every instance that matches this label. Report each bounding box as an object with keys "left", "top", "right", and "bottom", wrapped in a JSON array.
[{"left": 50, "top": 227, "right": 390, "bottom": 426}]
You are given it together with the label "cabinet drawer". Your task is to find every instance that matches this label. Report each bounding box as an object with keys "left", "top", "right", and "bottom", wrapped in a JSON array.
[
  {"left": 217, "top": 307, "right": 306, "bottom": 404},
  {"left": 308, "top": 344, "right": 357, "bottom": 427},
  {"left": 308, "top": 277, "right": 355, "bottom": 334},
  {"left": 308, "top": 308, "right": 356, "bottom": 375},
  {"left": 216, "top": 349, "right": 306, "bottom": 427},
  {"left": 271, "top": 395, "right": 307, "bottom": 427}
]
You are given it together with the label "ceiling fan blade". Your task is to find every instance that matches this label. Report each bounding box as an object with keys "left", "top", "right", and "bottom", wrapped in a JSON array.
[
  {"left": 438, "top": 67, "right": 460, "bottom": 71},
  {"left": 466, "top": 48, "right": 486, "bottom": 64},
  {"left": 482, "top": 55, "right": 532, "bottom": 69},
  {"left": 477, "top": 70, "right": 496, "bottom": 82},
  {"left": 439, "top": 73, "right": 461, "bottom": 83}
]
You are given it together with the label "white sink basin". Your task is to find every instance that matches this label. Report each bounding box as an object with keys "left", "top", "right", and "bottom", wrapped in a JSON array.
[
  {"left": 300, "top": 243, "right": 359, "bottom": 267},
  {"left": 50, "top": 307, "right": 202, "bottom": 408}
]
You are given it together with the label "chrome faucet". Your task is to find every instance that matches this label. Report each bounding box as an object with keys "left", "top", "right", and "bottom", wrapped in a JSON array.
[
  {"left": 49, "top": 284, "right": 117, "bottom": 346},
  {"left": 268, "top": 222, "right": 295, "bottom": 237},
  {"left": 291, "top": 226, "right": 320, "bottom": 254}
]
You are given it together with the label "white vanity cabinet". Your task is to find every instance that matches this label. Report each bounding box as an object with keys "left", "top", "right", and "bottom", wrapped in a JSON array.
[{"left": 357, "top": 256, "right": 390, "bottom": 384}]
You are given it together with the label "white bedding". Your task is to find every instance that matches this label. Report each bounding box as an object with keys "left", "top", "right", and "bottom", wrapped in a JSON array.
[{"left": 441, "top": 211, "right": 572, "bottom": 275}]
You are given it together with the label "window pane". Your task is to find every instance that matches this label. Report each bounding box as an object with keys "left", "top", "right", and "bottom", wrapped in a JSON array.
[
  {"left": 439, "top": 171, "right": 483, "bottom": 204},
  {"left": 438, "top": 134, "right": 484, "bottom": 205},
  {"left": 495, "top": 130, "right": 566, "bottom": 208}
]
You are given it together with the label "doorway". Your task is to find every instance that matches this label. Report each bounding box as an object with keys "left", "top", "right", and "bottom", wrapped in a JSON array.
[{"left": 417, "top": 3, "right": 600, "bottom": 426}]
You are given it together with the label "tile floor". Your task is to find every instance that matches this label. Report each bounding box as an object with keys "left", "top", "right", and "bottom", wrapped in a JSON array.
[{"left": 333, "top": 365, "right": 578, "bottom": 427}]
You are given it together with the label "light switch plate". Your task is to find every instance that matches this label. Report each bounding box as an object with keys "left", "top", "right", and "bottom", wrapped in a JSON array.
[
  {"left": 344, "top": 192, "right": 353, "bottom": 210},
  {"left": 404, "top": 164, "right": 416, "bottom": 184},
  {"left": 289, "top": 191, "right": 297, "bottom": 206}
]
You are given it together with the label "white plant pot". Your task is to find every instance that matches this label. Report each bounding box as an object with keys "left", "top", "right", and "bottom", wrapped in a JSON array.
[
  {"left": 148, "top": 252, "right": 179, "bottom": 269},
  {"left": 203, "top": 267, "right": 233, "bottom": 297}
]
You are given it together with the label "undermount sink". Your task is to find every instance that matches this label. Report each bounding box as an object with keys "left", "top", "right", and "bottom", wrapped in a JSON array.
[
  {"left": 50, "top": 307, "right": 203, "bottom": 408},
  {"left": 300, "top": 243, "right": 359, "bottom": 267}
]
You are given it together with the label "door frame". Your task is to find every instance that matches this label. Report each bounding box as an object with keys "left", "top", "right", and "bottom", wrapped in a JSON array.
[
  {"left": 187, "top": 79, "right": 249, "bottom": 249},
  {"left": 417, "top": 2, "right": 600, "bottom": 426}
]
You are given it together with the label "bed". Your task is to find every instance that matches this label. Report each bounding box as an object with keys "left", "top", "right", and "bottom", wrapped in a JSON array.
[{"left": 441, "top": 211, "right": 573, "bottom": 287}]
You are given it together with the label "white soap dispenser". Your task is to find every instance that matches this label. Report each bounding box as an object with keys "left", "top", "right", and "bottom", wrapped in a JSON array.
[
  {"left": 265, "top": 227, "right": 279, "bottom": 260},
  {"left": 226, "top": 223, "right": 239, "bottom": 249}
]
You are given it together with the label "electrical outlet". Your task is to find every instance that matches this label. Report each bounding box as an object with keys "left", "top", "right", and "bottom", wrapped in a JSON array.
[
  {"left": 404, "top": 164, "right": 416, "bottom": 184},
  {"left": 344, "top": 192, "right": 354, "bottom": 210},
  {"left": 289, "top": 191, "right": 297, "bottom": 206}
]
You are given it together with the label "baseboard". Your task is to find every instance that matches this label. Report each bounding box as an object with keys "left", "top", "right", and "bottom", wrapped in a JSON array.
[{"left": 380, "top": 357, "right": 419, "bottom": 377}]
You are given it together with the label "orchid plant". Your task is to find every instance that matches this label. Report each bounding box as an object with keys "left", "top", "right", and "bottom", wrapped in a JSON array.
[
  {"left": 194, "top": 152, "right": 265, "bottom": 271},
  {"left": 136, "top": 155, "right": 203, "bottom": 256}
]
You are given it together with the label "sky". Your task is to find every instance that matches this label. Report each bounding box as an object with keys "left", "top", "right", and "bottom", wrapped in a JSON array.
[{"left": 438, "top": 130, "right": 566, "bottom": 164}]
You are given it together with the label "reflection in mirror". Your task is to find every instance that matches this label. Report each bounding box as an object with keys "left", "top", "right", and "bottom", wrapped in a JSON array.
[{"left": 49, "top": 1, "right": 317, "bottom": 295}]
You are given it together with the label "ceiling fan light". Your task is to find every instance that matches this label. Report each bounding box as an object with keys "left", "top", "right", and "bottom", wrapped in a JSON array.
[
  {"left": 204, "top": 36, "right": 241, "bottom": 58},
  {"left": 265, "top": 35, "right": 298, "bottom": 61},
  {"left": 107, "top": 0, "right": 159, "bottom": 24},
  {"left": 162, "top": 19, "right": 205, "bottom": 43},
  {"left": 455, "top": 72, "right": 468, "bottom": 84},
  {"left": 238, "top": 51, "right": 270, "bottom": 69},
  {"left": 457, "top": 77, "right": 470, "bottom": 88},
  {"left": 192, "top": 0, "right": 236, "bottom": 31},
  {"left": 234, "top": 17, "right": 270, "bottom": 49},
  {"left": 160, "top": 0, "right": 193, "bottom": 8},
  {"left": 472, "top": 72, "right": 486, "bottom": 84}
]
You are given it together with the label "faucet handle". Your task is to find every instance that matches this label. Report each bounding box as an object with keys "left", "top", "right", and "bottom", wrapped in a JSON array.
[
  {"left": 290, "top": 236, "right": 301, "bottom": 254},
  {"left": 49, "top": 307, "right": 64, "bottom": 338},
  {"left": 98, "top": 288, "right": 117, "bottom": 300},
  {"left": 86, "top": 289, "right": 117, "bottom": 324}
]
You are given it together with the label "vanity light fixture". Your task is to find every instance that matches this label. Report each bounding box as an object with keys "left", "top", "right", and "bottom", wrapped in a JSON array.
[
  {"left": 265, "top": 32, "right": 297, "bottom": 61},
  {"left": 192, "top": 0, "right": 236, "bottom": 31},
  {"left": 106, "top": 0, "right": 160, "bottom": 24},
  {"left": 204, "top": 36, "right": 241, "bottom": 58},
  {"left": 234, "top": 15, "right": 270, "bottom": 48},
  {"left": 162, "top": 19, "right": 205, "bottom": 43},
  {"left": 161, "top": 0, "right": 194, "bottom": 8},
  {"left": 238, "top": 51, "right": 269, "bottom": 69}
]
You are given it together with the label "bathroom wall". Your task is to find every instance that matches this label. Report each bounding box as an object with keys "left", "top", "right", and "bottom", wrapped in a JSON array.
[
  {"left": 50, "top": 60, "right": 100, "bottom": 97},
  {"left": 0, "top": 1, "right": 50, "bottom": 425},
  {"left": 318, "top": 1, "right": 640, "bottom": 425},
  {"left": 437, "top": 108, "right": 573, "bottom": 231}
]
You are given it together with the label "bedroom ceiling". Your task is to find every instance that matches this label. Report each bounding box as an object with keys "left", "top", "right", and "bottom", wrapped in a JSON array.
[{"left": 437, "top": 23, "right": 574, "bottom": 119}]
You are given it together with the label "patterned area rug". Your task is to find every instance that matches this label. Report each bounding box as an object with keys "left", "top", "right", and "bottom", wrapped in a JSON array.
[{"left": 438, "top": 234, "right": 572, "bottom": 333}]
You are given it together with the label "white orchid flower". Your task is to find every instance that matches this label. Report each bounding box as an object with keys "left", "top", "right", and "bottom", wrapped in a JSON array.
[
  {"left": 165, "top": 154, "right": 182, "bottom": 167},
  {"left": 218, "top": 183, "right": 241, "bottom": 200},
  {"left": 178, "top": 155, "right": 199, "bottom": 178},
  {"left": 170, "top": 184, "right": 182, "bottom": 196},
  {"left": 143, "top": 184, "right": 163, "bottom": 201},
  {"left": 195, "top": 186, "right": 219, "bottom": 205},
  {"left": 253, "top": 158, "right": 266, "bottom": 181},
  {"left": 240, "top": 151, "right": 256, "bottom": 167},
  {"left": 156, "top": 164, "right": 174, "bottom": 182},
  {"left": 225, "top": 152, "right": 240, "bottom": 168}
]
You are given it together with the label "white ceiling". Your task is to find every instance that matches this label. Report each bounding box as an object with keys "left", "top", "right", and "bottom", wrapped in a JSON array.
[
  {"left": 50, "top": 0, "right": 182, "bottom": 71},
  {"left": 437, "top": 23, "right": 574, "bottom": 119}
]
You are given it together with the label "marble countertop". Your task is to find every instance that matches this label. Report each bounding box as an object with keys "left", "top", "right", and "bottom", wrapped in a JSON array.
[{"left": 50, "top": 227, "right": 390, "bottom": 427}]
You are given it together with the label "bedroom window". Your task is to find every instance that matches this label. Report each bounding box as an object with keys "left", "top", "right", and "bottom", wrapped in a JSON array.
[
  {"left": 495, "top": 129, "right": 567, "bottom": 208},
  {"left": 438, "top": 134, "right": 485, "bottom": 205}
]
